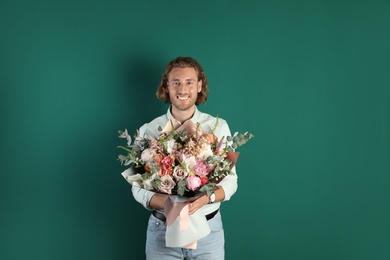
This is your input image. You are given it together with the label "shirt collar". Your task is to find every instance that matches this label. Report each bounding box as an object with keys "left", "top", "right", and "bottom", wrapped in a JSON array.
[{"left": 166, "top": 106, "right": 200, "bottom": 125}]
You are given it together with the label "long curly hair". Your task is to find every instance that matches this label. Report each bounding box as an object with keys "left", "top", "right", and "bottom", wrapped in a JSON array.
[{"left": 156, "top": 57, "right": 208, "bottom": 105}]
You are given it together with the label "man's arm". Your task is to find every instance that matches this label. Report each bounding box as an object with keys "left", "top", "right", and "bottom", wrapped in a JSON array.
[
  {"left": 186, "top": 186, "right": 226, "bottom": 214},
  {"left": 131, "top": 186, "right": 156, "bottom": 210},
  {"left": 149, "top": 193, "right": 168, "bottom": 210}
]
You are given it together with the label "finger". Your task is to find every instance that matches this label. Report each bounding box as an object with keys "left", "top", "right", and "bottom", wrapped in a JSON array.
[{"left": 188, "top": 203, "right": 196, "bottom": 214}]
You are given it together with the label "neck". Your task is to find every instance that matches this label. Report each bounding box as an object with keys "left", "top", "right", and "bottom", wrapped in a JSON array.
[{"left": 170, "top": 106, "right": 196, "bottom": 124}]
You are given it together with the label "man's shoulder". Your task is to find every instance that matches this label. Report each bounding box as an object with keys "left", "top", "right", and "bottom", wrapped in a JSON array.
[
  {"left": 146, "top": 114, "right": 169, "bottom": 126},
  {"left": 198, "top": 110, "right": 228, "bottom": 125},
  {"left": 139, "top": 114, "right": 169, "bottom": 137},
  {"left": 197, "top": 110, "right": 230, "bottom": 134}
]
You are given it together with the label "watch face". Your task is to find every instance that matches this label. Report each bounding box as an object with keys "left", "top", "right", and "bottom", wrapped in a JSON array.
[{"left": 210, "top": 193, "right": 216, "bottom": 203}]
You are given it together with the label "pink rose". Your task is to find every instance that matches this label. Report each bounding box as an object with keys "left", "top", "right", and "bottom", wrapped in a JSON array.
[
  {"left": 154, "top": 154, "right": 164, "bottom": 166},
  {"left": 186, "top": 176, "right": 201, "bottom": 191},
  {"left": 160, "top": 155, "right": 174, "bottom": 176},
  {"left": 173, "top": 165, "right": 188, "bottom": 182},
  {"left": 158, "top": 175, "right": 175, "bottom": 194},
  {"left": 200, "top": 177, "right": 209, "bottom": 186}
]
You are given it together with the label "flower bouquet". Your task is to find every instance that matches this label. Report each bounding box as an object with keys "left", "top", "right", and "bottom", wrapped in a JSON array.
[{"left": 117, "top": 119, "right": 253, "bottom": 197}]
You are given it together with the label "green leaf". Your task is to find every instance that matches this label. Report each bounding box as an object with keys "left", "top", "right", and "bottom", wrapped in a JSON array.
[
  {"left": 117, "top": 145, "right": 133, "bottom": 153},
  {"left": 177, "top": 180, "right": 187, "bottom": 196},
  {"left": 199, "top": 183, "right": 216, "bottom": 196},
  {"left": 212, "top": 116, "right": 219, "bottom": 133}
]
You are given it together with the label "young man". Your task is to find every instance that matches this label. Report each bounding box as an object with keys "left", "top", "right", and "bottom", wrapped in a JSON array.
[{"left": 132, "top": 57, "right": 238, "bottom": 260}]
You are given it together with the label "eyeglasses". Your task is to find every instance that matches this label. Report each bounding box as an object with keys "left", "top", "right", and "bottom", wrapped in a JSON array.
[{"left": 168, "top": 80, "right": 197, "bottom": 87}]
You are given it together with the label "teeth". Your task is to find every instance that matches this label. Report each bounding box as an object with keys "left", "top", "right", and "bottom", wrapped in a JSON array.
[{"left": 178, "top": 96, "right": 189, "bottom": 100}]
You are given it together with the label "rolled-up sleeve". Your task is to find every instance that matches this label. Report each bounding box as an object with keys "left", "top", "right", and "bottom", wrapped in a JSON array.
[
  {"left": 216, "top": 167, "right": 238, "bottom": 201},
  {"left": 131, "top": 186, "right": 155, "bottom": 210}
]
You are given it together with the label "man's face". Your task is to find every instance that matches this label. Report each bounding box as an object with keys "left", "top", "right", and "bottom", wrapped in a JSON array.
[{"left": 166, "top": 67, "right": 202, "bottom": 112}]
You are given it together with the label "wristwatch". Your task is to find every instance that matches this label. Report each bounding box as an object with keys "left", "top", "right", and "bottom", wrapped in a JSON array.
[{"left": 208, "top": 192, "right": 216, "bottom": 204}]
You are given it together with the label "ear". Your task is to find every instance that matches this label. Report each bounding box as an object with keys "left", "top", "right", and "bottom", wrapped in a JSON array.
[{"left": 197, "top": 80, "right": 202, "bottom": 93}]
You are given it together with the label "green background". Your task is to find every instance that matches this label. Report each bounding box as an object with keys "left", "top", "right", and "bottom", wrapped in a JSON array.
[{"left": 1, "top": 0, "right": 389, "bottom": 259}]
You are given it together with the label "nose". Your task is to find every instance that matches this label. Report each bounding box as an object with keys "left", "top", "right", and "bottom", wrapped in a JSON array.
[{"left": 177, "top": 82, "right": 189, "bottom": 91}]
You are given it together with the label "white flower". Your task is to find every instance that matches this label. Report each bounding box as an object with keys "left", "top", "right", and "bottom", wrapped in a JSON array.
[
  {"left": 166, "top": 139, "right": 176, "bottom": 154},
  {"left": 197, "top": 144, "right": 213, "bottom": 160},
  {"left": 183, "top": 156, "right": 197, "bottom": 172},
  {"left": 143, "top": 173, "right": 157, "bottom": 190}
]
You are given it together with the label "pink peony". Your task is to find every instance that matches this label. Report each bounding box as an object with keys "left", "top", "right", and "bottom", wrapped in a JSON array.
[
  {"left": 193, "top": 158, "right": 213, "bottom": 176},
  {"left": 186, "top": 176, "right": 201, "bottom": 191}
]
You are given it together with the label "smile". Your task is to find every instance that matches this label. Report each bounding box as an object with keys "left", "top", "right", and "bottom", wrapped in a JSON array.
[{"left": 177, "top": 95, "right": 189, "bottom": 100}]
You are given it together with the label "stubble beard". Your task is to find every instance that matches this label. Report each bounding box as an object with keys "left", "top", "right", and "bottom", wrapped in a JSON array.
[{"left": 171, "top": 94, "right": 197, "bottom": 113}]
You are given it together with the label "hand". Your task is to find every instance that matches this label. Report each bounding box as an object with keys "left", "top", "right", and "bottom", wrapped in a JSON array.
[{"left": 186, "top": 195, "right": 209, "bottom": 215}]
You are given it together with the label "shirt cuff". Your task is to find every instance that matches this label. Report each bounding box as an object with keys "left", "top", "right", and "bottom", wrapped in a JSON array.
[
  {"left": 216, "top": 173, "right": 238, "bottom": 201},
  {"left": 132, "top": 186, "right": 155, "bottom": 210}
]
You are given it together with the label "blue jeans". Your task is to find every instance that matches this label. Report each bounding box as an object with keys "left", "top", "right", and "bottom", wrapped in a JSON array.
[{"left": 146, "top": 211, "right": 225, "bottom": 260}]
